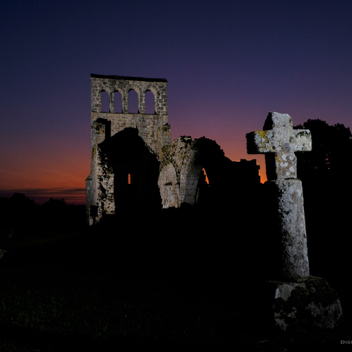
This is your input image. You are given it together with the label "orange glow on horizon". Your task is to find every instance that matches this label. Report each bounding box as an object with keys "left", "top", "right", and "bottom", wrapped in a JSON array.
[
  {"left": 0, "top": 148, "right": 90, "bottom": 205},
  {"left": 0, "top": 132, "right": 269, "bottom": 205}
]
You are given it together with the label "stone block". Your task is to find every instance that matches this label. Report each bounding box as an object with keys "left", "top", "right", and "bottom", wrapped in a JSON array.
[{"left": 263, "top": 276, "right": 343, "bottom": 332}]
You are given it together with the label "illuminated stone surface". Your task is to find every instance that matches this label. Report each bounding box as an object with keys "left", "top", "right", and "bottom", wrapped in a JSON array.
[
  {"left": 158, "top": 136, "right": 226, "bottom": 208},
  {"left": 86, "top": 74, "right": 261, "bottom": 224},
  {"left": 246, "top": 112, "right": 311, "bottom": 180},
  {"left": 267, "top": 277, "right": 343, "bottom": 332},
  {"left": 86, "top": 74, "right": 170, "bottom": 225},
  {"left": 247, "top": 112, "right": 342, "bottom": 331},
  {"left": 247, "top": 112, "right": 311, "bottom": 281}
]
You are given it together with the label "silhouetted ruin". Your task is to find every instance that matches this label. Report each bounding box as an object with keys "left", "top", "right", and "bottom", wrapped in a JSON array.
[{"left": 85, "top": 74, "right": 261, "bottom": 224}]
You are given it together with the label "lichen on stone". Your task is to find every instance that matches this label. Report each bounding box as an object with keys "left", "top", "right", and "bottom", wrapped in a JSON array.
[{"left": 269, "top": 276, "right": 342, "bottom": 332}]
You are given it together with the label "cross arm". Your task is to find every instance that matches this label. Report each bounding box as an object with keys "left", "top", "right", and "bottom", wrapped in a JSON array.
[
  {"left": 246, "top": 130, "right": 275, "bottom": 154},
  {"left": 246, "top": 112, "right": 312, "bottom": 180},
  {"left": 291, "top": 129, "right": 312, "bottom": 152}
]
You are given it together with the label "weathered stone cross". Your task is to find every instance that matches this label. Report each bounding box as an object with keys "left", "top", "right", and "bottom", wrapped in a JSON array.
[
  {"left": 246, "top": 112, "right": 312, "bottom": 281},
  {"left": 246, "top": 112, "right": 312, "bottom": 180}
]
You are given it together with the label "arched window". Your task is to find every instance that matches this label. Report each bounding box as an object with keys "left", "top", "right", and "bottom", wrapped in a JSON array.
[
  {"left": 128, "top": 89, "right": 138, "bottom": 113},
  {"left": 202, "top": 168, "right": 210, "bottom": 184},
  {"left": 195, "top": 167, "right": 211, "bottom": 205},
  {"left": 145, "top": 90, "right": 155, "bottom": 114},
  {"left": 114, "top": 91, "right": 122, "bottom": 113},
  {"left": 100, "top": 90, "right": 109, "bottom": 112}
]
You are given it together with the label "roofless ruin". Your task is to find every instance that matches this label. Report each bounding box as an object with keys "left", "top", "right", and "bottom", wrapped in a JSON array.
[
  {"left": 85, "top": 74, "right": 260, "bottom": 224},
  {"left": 85, "top": 74, "right": 343, "bottom": 332}
]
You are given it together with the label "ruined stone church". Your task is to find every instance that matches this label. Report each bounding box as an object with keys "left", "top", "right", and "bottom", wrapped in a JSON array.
[{"left": 86, "top": 74, "right": 260, "bottom": 225}]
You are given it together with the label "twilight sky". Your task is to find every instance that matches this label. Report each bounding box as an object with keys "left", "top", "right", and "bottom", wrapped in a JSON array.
[{"left": 1, "top": 0, "right": 352, "bottom": 204}]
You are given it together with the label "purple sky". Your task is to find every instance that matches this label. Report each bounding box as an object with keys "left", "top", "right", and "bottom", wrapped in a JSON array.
[{"left": 1, "top": 0, "right": 352, "bottom": 204}]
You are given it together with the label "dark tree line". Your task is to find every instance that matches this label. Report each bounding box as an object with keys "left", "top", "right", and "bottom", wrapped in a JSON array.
[
  {"left": 295, "top": 119, "right": 352, "bottom": 212},
  {"left": 296, "top": 119, "right": 352, "bottom": 188},
  {"left": 0, "top": 194, "right": 86, "bottom": 238},
  {"left": 294, "top": 119, "right": 352, "bottom": 286}
]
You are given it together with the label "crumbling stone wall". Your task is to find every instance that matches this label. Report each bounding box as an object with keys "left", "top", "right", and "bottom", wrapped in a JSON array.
[
  {"left": 90, "top": 74, "right": 170, "bottom": 156},
  {"left": 86, "top": 74, "right": 261, "bottom": 224},
  {"left": 158, "top": 136, "right": 194, "bottom": 208},
  {"left": 86, "top": 74, "right": 171, "bottom": 224},
  {"left": 158, "top": 136, "right": 257, "bottom": 208}
]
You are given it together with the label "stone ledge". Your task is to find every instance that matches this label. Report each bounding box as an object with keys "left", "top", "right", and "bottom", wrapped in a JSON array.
[{"left": 90, "top": 73, "right": 167, "bottom": 82}]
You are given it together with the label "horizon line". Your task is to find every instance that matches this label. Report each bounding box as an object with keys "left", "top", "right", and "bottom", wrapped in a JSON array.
[{"left": 0, "top": 187, "right": 86, "bottom": 205}]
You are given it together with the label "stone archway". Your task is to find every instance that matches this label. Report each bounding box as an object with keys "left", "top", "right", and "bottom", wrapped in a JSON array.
[
  {"left": 158, "top": 136, "right": 229, "bottom": 208},
  {"left": 180, "top": 137, "right": 226, "bottom": 207},
  {"left": 100, "top": 127, "right": 161, "bottom": 212},
  {"left": 158, "top": 163, "right": 180, "bottom": 208}
]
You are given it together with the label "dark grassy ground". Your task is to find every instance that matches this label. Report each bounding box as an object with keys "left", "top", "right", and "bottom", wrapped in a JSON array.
[{"left": 0, "top": 208, "right": 351, "bottom": 351}]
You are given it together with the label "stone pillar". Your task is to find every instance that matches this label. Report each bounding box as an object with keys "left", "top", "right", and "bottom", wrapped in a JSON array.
[
  {"left": 109, "top": 91, "right": 114, "bottom": 113},
  {"left": 122, "top": 89, "right": 129, "bottom": 114},
  {"left": 247, "top": 112, "right": 311, "bottom": 281},
  {"left": 139, "top": 91, "right": 145, "bottom": 114}
]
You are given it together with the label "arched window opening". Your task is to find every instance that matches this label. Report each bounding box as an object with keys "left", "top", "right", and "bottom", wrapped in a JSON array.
[
  {"left": 195, "top": 167, "right": 211, "bottom": 206},
  {"left": 128, "top": 89, "right": 139, "bottom": 113},
  {"left": 114, "top": 91, "right": 122, "bottom": 113},
  {"left": 102, "top": 128, "right": 161, "bottom": 212},
  {"left": 100, "top": 90, "right": 110, "bottom": 112},
  {"left": 202, "top": 168, "right": 210, "bottom": 185},
  {"left": 145, "top": 90, "right": 155, "bottom": 114}
]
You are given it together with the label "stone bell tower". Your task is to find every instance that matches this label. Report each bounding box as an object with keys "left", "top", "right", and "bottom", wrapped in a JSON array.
[{"left": 85, "top": 74, "right": 171, "bottom": 225}]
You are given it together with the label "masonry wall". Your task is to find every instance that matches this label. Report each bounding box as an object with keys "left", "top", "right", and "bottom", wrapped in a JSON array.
[
  {"left": 90, "top": 74, "right": 170, "bottom": 156},
  {"left": 86, "top": 74, "right": 262, "bottom": 225},
  {"left": 86, "top": 74, "right": 171, "bottom": 224}
]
